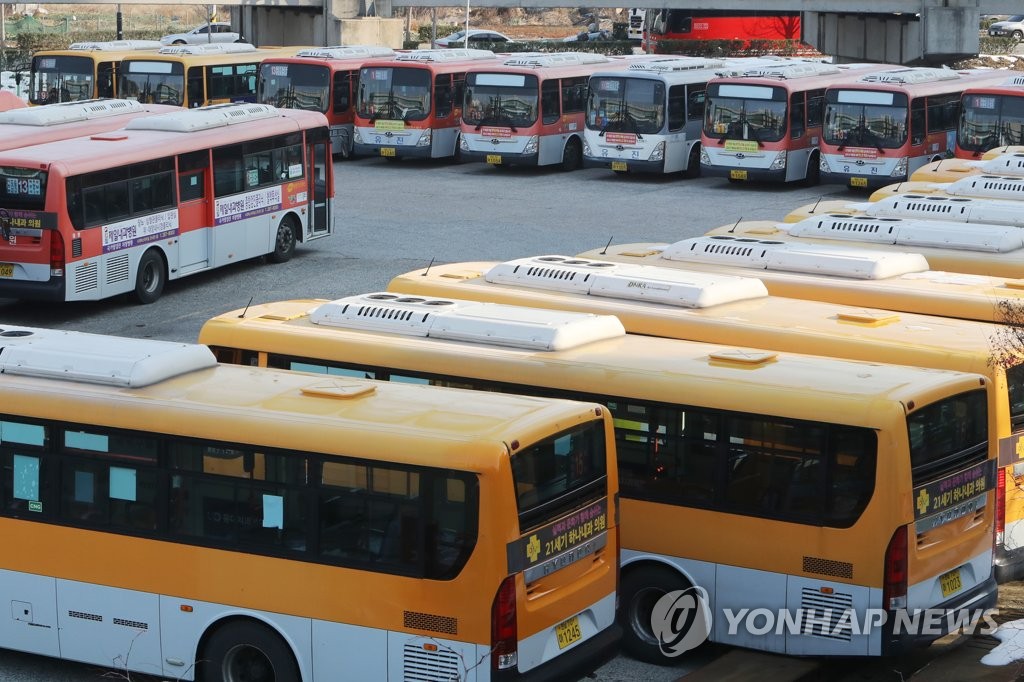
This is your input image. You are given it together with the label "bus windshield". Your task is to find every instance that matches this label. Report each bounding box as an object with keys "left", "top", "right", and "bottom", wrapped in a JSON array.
[
  {"left": 119, "top": 61, "right": 185, "bottom": 106},
  {"left": 511, "top": 420, "right": 606, "bottom": 531},
  {"left": 587, "top": 76, "right": 665, "bottom": 135},
  {"left": 464, "top": 72, "right": 539, "bottom": 128},
  {"left": 908, "top": 389, "right": 988, "bottom": 483},
  {"left": 357, "top": 66, "right": 431, "bottom": 121},
  {"left": 704, "top": 86, "right": 787, "bottom": 143},
  {"left": 823, "top": 96, "right": 908, "bottom": 149},
  {"left": 259, "top": 62, "right": 330, "bottom": 112},
  {"left": 959, "top": 93, "right": 1024, "bottom": 152},
  {"left": 29, "top": 55, "right": 94, "bottom": 105}
]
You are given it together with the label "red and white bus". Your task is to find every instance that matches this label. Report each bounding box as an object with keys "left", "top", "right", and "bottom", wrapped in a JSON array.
[
  {"left": 460, "top": 52, "right": 621, "bottom": 170},
  {"left": 0, "top": 99, "right": 178, "bottom": 153},
  {"left": 353, "top": 48, "right": 498, "bottom": 160},
  {"left": 0, "top": 103, "right": 332, "bottom": 304},
  {"left": 701, "top": 61, "right": 888, "bottom": 185},
  {"left": 819, "top": 67, "right": 1012, "bottom": 190},
  {"left": 642, "top": 9, "right": 802, "bottom": 52},
  {"left": 956, "top": 76, "right": 1024, "bottom": 158},
  {"left": 257, "top": 45, "right": 396, "bottom": 159}
]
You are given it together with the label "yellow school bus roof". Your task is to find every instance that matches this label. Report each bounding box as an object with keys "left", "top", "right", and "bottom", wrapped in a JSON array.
[
  {"left": 0, "top": 326, "right": 596, "bottom": 473},
  {"left": 385, "top": 257, "right": 1012, "bottom": 377},
  {"left": 575, "top": 235, "right": 1024, "bottom": 323},
  {"left": 199, "top": 294, "right": 988, "bottom": 427},
  {"left": 910, "top": 152, "right": 1024, "bottom": 184}
]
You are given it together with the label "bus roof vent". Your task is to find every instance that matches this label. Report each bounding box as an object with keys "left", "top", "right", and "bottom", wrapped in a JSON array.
[
  {"left": 485, "top": 255, "right": 770, "bottom": 308},
  {"left": 738, "top": 62, "right": 841, "bottom": 80},
  {"left": 786, "top": 215, "right": 1024, "bottom": 253},
  {"left": 864, "top": 194, "right": 1024, "bottom": 227},
  {"left": 502, "top": 52, "right": 609, "bottom": 68},
  {"left": 310, "top": 293, "right": 626, "bottom": 351},
  {"left": 70, "top": 40, "right": 163, "bottom": 51},
  {"left": 295, "top": 45, "right": 395, "bottom": 60},
  {"left": 975, "top": 154, "right": 1024, "bottom": 177},
  {"left": 945, "top": 174, "right": 1024, "bottom": 198},
  {"left": 628, "top": 57, "right": 727, "bottom": 72},
  {"left": 124, "top": 103, "right": 279, "bottom": 132},
  {"left": 661, "top": 235, "right": 930, "bottom": 279},
  {"left": 0, "top": 327, "right": 216, "bottom": 387},
  {"left": 395, "top": 48, "right": 495, "bottom": 63},
  {"left": 0, "top": 98, "right": 145, "bottom": 126},
  {"left": 1004, "top": 75, "right": 1024, "bottom": 86},
  {"left": 858, "top": 67, "right": 960, "bottom": 84},
  {"left": 158, "top": 42, "right": 257, "bottom": 56}
]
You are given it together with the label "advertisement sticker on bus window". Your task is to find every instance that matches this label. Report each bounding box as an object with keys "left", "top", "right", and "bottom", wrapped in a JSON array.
[
  {"left": 288, "top": 163, "right": 302, "bottom": 178},
  {"left": 724, "top": 140, "right": 758, "bottom": 153},
  {"left": 842, "top": 147, "right": 879, "bottom": 159},
  {"left": 480, "top": 126, "right": 513, "bottom": 139},
  {"left": 506, "top": 498, "right": 608, "bottom": 576},
  {"left": 247, "top": 169, "right": 259, "bottom": 187},
  {"left": 605, "top": 132, "right": 637, "bottom": 146},
  {"left": 0, "top": 209, "right": 57, "bottom": 232},
  {"left": 102, "top": 209, "right": 179, "bottom": 254},
  {"left": 913, "top": 458, "right": 996, "bottom": 531},
  {"left": 374, "top": 120, "right": 405, "bottom": 132}
]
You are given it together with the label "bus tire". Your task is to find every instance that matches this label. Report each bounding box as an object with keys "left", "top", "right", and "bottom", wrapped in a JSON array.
[
  {"left": 268, "top": 217, "right": 297, "bottom": 264},
  {"left": 201, "top": 620, "right": 300, "bottom": 682},
  {"left": 619, "top": 565, "right": 698, "bottom": 664},
  {"left": 132, "top": 249, "right": 166, "bottom": 304},
  {"left": 804, "top": 151, "right": 820, "bottom": 186},
  {"left": 683, "top": 144, "right": 701, "bottom": 179},
  {"left": 561, "top": 138, "right": 582, "bottom": 172}
]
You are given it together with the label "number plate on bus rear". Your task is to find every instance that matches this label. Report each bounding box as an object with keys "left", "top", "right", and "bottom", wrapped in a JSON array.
[
  {"left": 611, "top": 161, "right": 628, "bottom": 172},
  {"left": 487, "top": 154, "right": 502, "bottom": 165},
  {"left": 555, "top": 615, "right": 582, "bottom": 649},
  {"left": 939, "top": 568, "right": 962, "bottom": 597},
  {"left": 730, "top": 169, "right": 747, "bottom": 181},
  {"left": 380, "top": 148, "right": 396, "bottom": 157},
  {"left": 0, "top": 264, "right": 12, "bottom": 278},
  {"left": 850, "top": 177, "right": 868, "bottom": 188}
]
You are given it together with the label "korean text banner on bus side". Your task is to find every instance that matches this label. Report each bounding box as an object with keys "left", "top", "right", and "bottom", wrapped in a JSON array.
[{"left": 507, "top": 499, "right": 608, "bottom": 575}]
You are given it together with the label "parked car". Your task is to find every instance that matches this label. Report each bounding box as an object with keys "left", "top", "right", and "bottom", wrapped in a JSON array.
[
  {"left": 988, "top": 15, "right": 1024, "bottom": 39},
  {"left": 435, "top": 29, "right": 513, "bottom": 47},
  {"left": 160, "top": 22, "right": 244, "bottom": 46}
]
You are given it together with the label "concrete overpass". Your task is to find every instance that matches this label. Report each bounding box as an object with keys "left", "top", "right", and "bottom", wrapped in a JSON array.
[{"left": 19, "top": 0, "right": 1024, "bottom": 64}]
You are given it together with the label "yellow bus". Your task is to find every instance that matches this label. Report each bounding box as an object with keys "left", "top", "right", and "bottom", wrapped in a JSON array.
[
  {"left": 200, "top": 293, "right": 998, "bottom": 662},
  {"left": 118, "top": 44, "right": 304, "bottom": 108},
  {"left": 28, "top": 40, "right": 163, "bottom": 105},
  {"left": 0, "top": 326, "right": 620, "bottom": 681},
  {"left": 867, "top": 173, "right": 1024, "bottom": 203},
  {"left": 384, "top": 256, "right": 1024, "bottom": 584},
  {"left": 784, "top": 192, "right": 1024, "bottom": 228},
  {"left": 910, "top": 150, "right": 1024, "bottom": 183}
]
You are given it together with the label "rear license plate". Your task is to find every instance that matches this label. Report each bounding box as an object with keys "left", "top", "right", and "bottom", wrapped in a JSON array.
[
  {"left": 555, "top": 615, "right": 582, "bottom": 649},
  {"left": 730, "top": 169, "right": 747, "bottom": 181},
  {"left": 487, "top": 154, "right": 502, "bottom": 165},
  {"left": 850, "top": 177, "right": 868, "bottom": 188},
  {"left": 380, "top": 147, "right": 396, "bottom": 157},
  {"left": 940, "top": 568, "right": 962, "bottom": 598},
  {"left": 0, "top": 264, "right": 12, "bottom": 278},
  {"left": 611, "top": 161, "right": 628, "bottom": 172}
]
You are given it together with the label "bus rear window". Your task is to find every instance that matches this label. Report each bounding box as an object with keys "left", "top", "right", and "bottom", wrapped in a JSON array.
[
  {"left": 908, "top": 389, "right": 988, "bottom": 484},
  {"left": 0, "top": 167, "right": 47, "bottom": 211},
  {"left": 511, "top": 420, "right": 606, "bottom": 531}
]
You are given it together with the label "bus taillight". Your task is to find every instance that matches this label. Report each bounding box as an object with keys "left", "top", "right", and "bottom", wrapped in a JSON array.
[
  {"left": 491, "top": 574, "right": 518, "bottom": 671},
  {"left": 883, "top": 526, "right": 908, "bottom": 610},
  {"left": 996, "top": 467, "right": 1007, "bottom": 546},
  {"left": 49, "top": 230, "right": 65, "bottom": 276}
]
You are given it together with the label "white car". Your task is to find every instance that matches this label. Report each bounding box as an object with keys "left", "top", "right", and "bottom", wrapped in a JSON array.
[
  {"left": 435, "top": 29, "right": 513, "bottom": 48},
  {"left": 160, "top": 23, "right": 244, "bottom": 46},
  {"left": 988, "top": 15, "right": 1024, "bottom": 39}
]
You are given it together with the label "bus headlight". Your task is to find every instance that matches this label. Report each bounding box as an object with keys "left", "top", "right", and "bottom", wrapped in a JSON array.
[
  {"left": 416, "top": 129, "right": 432, "bottom": 147},
  {"left": 353, "top": 129, "right": 364, "bottom": 144},
  {"left": 819, "top": 155, "right": 831, "bottom": 173},
  {"left": 523, "top": 135, "right": 539, "bottom": 155},
  {"left": 460, "top": 135, "right": 469, "bottom": 151},
  {"left": 700, "top": 147, "right": 711, "bottom": 166},
  {"left": 891, "top": 157, "right": 908, "bottom": 177},
  {"left": 649, "top": 141, "right": 665, "bottom": 162},
  {"left": 583, "top": 138, "right": 592, "bottom": 157},
  {"left": 769, "top": 151, "right": 786, "bottom": 170}
]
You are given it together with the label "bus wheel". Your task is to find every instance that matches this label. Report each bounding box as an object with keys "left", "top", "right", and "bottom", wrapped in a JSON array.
[
  {"left": 269, "top": 217, "right": 297, "bottom": 264},
  {"left": 683, "top": 145, "right": 701, "bottom": 179},
  {"left": 561, "top": 138, "right": 582, "bottom": 172},
  {"left": 202, "top": 620, "right": 299, "bottom": 682},
  {"left": 619, "top": 565, "right": 701, "bottom": 664},
  {"left": 132, "top": 249, "right": 166, "bottom": 304}
]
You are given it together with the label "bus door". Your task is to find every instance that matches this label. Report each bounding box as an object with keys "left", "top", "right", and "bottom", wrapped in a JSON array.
[{"left": 306, "top": 132, "right": 332, "bottom": 239}]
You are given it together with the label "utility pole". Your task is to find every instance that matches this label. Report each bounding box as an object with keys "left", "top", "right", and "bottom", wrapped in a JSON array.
[{"left": 116, "top": 3, "right": 123, "bottom": 40}]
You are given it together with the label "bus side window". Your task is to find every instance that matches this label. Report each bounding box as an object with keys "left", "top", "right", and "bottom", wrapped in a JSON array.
[
  {"left": 686, "top": 84, "right": 706, "bottom": 122},
  {"left": 667, "top": 85, "right": 686, "bottom": 131},
  {"left": 333, "top": 71, "right": 352, "bottom": 112},
  {"left": 97, "top": 61, "right": 115, "bottom": 99},
  {"left": 541, "top": 80, "right": 560, "bottom": 125},
  {"left": 789, "top": 92, "right": 805, "bottom": 139},
  {"left": 178, "top": 150, "right": 209, "bottom": 202},
  {"left": 910, "top": 98, "right": 925, "bottom": 146},
  {"left": 807, "top": 88, "right": 825, "bottom": 128},
  {"left": 434, "top": 74, "right": 452, "bottom": 118},
  {"left": 187, "top": 67, "right": 204, "bottom": 108}
]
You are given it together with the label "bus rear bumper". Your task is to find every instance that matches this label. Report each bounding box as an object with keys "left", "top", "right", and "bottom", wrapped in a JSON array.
[
  {"left": 495, "top": 623, "right": 621, "bottom": 682},
  {"left": 880, "top": 575, "right": 998, "bottom": 656},
  {"left": 0, "top": 277, "right": 66, "bottom": 301},
  {"left": 701, "top": 164, "right": 787, "bottom": 183},
  {"left": 994, "top": 545, "right": 1024, "bottom": 583},
  {"left": 583, "top": 157, "right": 664, "bottom": 173}
]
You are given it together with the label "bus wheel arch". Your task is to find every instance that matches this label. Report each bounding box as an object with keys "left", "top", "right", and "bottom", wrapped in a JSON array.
[
  {"left": 268, "top": 214, "right": 299, "bottom": 264},
  {"left": 560, "top": 136, "right": 583, "bottom": 172},
  {"left": 132, "top": 248, "right": 167, "bottom": 304},
  {"left": 619, "top": 560, "right": 707, "bottom": 664},
  {"left": 804, "top": 150, "right": 821, "bottom": 186},
  {"left": 198, "top": 616, "right": 301, "bottom": 682},
  {"left": 683, "top": 142, "right": 701, "bottom": 179}
]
